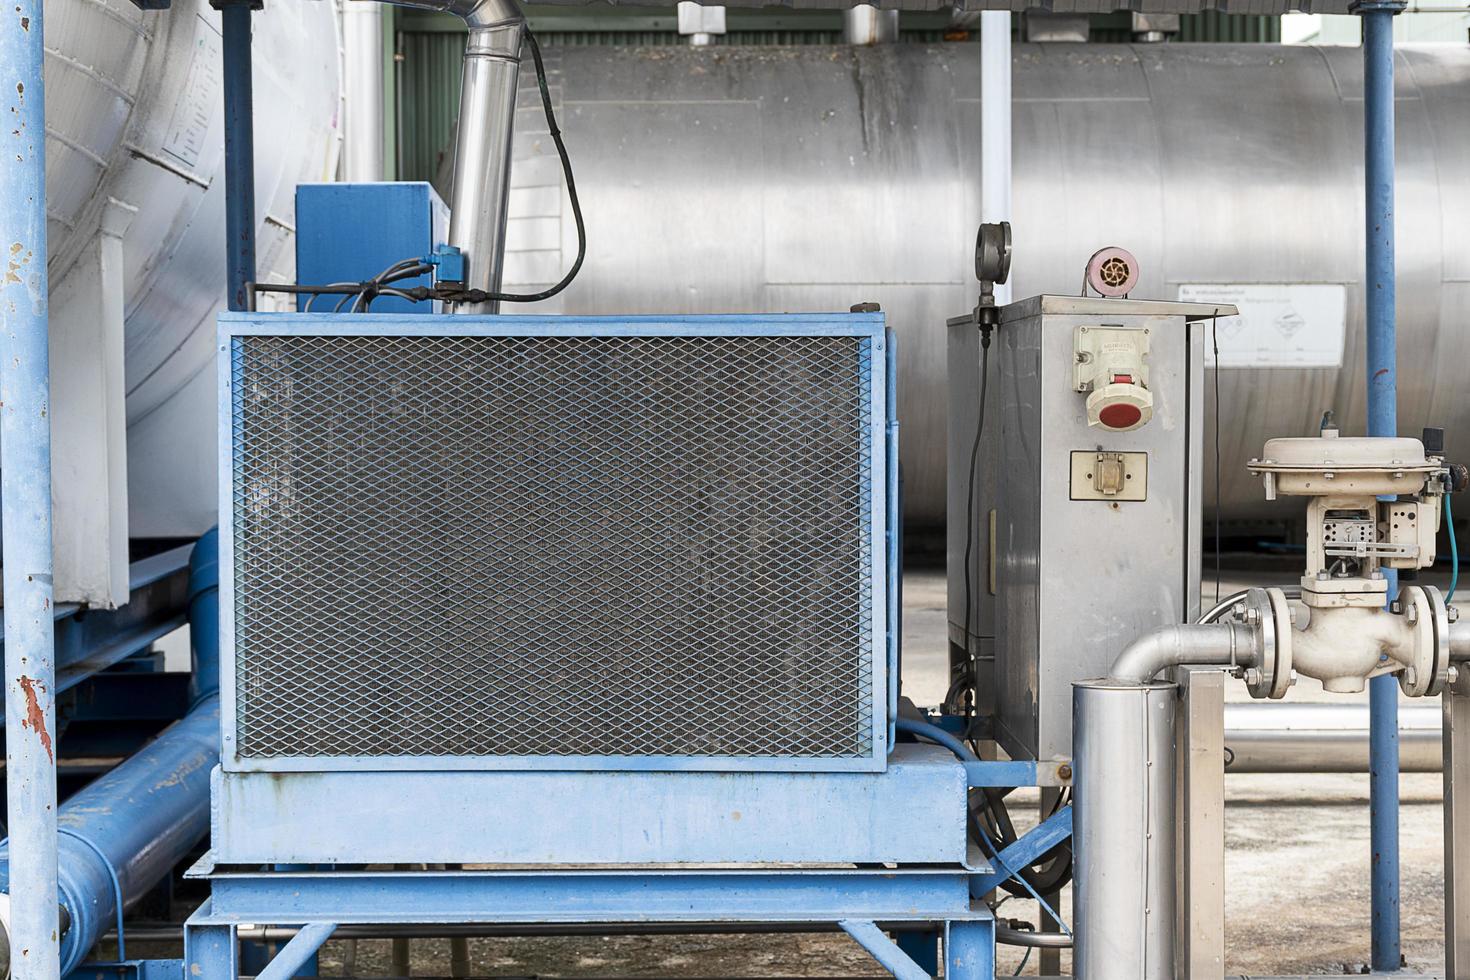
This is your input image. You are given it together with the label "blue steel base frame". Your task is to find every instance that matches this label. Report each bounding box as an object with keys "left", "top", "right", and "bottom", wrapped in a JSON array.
[{"left": 180, "top": 866, "right": 996, "bottom": 980}]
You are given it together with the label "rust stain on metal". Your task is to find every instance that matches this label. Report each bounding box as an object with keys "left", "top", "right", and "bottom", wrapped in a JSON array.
[
  {"left": 18, "top": 675, "right": 53, "bottom": 762},
  {"left": 20, "top": 15, "right": 27, "bottom": 29}
]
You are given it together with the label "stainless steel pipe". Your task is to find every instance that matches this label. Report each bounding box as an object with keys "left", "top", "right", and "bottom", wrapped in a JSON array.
[
  {"left": 1073, "top": 680, "right": 1176, "bottom": 980},
  {"left": 390, "top": 0, "right": 524, "bottom": 312},
  {"left": 1108, "top": 623, "right": 1258, "bottom": 685},
  {"left": 1224, "top": 702, "right": 1442, "bottom": 773}
]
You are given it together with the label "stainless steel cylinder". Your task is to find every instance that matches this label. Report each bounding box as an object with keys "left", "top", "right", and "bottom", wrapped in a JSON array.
[
  {"left": 1073, "top": 680, "right": 1177, "bottom": 980},
  {"left": 447, "top": 18, "right": 525, "bottom": 312}
]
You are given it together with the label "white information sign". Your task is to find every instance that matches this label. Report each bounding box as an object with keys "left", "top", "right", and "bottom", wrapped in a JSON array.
[{"left": 1177, "top": 283, "right": 1347, "bottom": 368}]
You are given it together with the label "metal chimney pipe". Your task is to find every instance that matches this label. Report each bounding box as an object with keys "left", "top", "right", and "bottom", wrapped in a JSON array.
[{"left": 390, "top": 0, "right": 525, "bottom": 313}]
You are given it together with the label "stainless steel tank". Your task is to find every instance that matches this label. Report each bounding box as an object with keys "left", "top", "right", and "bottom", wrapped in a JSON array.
[
  {"left": 42, "top": 0, "right": 340, "bottom": 537},
  {"left": 499, "top": 43, "right": 1470, "bottom": 532}
]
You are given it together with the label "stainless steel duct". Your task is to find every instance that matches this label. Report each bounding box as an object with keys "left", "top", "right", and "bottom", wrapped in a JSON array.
[
  {"left": 1073, "top": 680, "right": 1176, "bottom": 980},
  {"left": 393, "top": 0, "right": 524, "bottom": 312}
]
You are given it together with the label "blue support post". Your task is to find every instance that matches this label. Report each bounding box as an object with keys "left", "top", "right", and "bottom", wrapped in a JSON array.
[
  {"left": 1, "top": 0, "right": 61, "bottom": 977},
  {"left": 944, "top": 920, "right": 996, "bottom": 980},
  {"left": 216, "top": 0, "right": 260, "bottom": 311},
  {"left": 1356, "top": 2, "right": 1405, "bottom": 970},
  {"left": 185, "top": 919, "right": 239, "bottom": 980}
]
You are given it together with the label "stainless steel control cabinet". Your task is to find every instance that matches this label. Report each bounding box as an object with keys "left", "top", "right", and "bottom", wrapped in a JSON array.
[{"left": 948, "top": 295, "right": 1221, "bottom": 763}]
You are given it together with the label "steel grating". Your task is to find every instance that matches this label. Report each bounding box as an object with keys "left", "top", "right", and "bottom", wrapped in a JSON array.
[{"left": 227, "top": 327, "right": 884, "bottom": 765}]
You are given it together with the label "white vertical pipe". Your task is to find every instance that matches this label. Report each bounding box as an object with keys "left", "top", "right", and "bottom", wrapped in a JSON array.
[
  {"left": 980, "top": 10, "right": 1011, "bottom": 304},
  {"left": 343, "top": 0, "right": 386, "bottom": 182}
]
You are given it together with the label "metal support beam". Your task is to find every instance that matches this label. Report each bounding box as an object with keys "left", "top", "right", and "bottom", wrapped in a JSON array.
[
  {"left": 1445, "top": 671, "right": 1470, "bottom": 978},
  {"left": 1, "top": 0, "right": 61, "bottom": 977},
  {"left": 1175, "top": 667, "right": 1225, "bottom": 980},
  {"left": 1354, "top": 1, "right": 1406, "bottom": 969},
  {"left": 216, "top": 0, "right": 260, "bottom": 311}
]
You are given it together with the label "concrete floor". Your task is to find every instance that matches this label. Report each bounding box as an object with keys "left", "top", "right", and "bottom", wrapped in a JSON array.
[{"left": 309, "top": 565, "right": 1455, "bottom": 977}]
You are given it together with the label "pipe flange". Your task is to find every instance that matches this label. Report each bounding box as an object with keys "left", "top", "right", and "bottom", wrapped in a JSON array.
[
  {"left": 1399, "top": 584, "right": 1450, "bottom": 698},
  {"left": 1243, "top": 587, "right": 1292, "bottom": 699}
]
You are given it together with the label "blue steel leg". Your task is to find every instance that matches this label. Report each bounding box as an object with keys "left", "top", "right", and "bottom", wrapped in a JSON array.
[
  {"left": 215, "top": 0, "right": 259, "bottom": 311},
  {"left": 896, "top": 929, "right": 939, "bottom": 976},
  {"left": 1356, "top": 1, "right": 1406, "bottom": 970},
  {"left": 185, "top": 920, "right": 239, "bottom": 980},
  {"left": 1, "top": 0, "right": 60, "bottom": 976},
  {"left": 839, "top": 921, "right": 930, "bottom": 980},
  {"left": 944, "top": 919, "right": 995, "bottom": 980}
]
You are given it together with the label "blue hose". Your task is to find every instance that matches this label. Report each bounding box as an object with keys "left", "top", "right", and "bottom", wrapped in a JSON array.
[
  {"left": 1447, "top": 493, "right": 1459, "bottom": 605},
  {"left": 893, "top": 716, "right": 977, "bottom": 762}
]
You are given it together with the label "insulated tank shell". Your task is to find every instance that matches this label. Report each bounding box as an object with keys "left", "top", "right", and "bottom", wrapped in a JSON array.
[
  {"left": 43, "top": 0, "right": 340, "bottom": 537},
  {"left": 497, "top": 43, "right": 1470, "bottom": 531}
]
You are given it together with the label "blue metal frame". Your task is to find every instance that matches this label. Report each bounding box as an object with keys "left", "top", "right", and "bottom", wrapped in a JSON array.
[
  {"left": 216, "top": 312, "right": 892, "bottom": 774},
  {"left": 181, "top": 865, "right": 997, "bottom": 980}
]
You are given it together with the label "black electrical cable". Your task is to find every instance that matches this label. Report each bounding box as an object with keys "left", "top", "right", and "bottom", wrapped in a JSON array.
[
  {"left": 462, "top": 25, "right": 584, "bottom": 304},
  {"left": 952, "top": 336, "right": 992, "bottom": 719},
  {"left": 1211, "top": 309, "right": 1222, "bottom": 604}
]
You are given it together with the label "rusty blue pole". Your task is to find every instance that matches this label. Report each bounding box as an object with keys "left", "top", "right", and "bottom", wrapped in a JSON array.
[
  {"left": 0, "top": 0, "right": 60, "bottom": 976},
  {"left": 1355, "top": 1, "right": 1405, "bottom": 970}
]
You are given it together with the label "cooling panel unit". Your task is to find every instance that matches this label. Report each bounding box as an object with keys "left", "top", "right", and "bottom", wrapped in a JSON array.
[{"left": 219, "top": 314, "right": 894, "bottom": 772}]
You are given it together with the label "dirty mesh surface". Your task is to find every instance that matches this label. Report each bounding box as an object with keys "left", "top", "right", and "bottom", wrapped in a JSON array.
[{"left": 230, "top": 332, "right": 877, "bottom": 761}]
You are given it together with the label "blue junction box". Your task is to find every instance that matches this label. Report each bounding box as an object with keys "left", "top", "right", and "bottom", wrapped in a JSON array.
[{"left": 294, "top": 182, "right": 448, "bottom": 314}]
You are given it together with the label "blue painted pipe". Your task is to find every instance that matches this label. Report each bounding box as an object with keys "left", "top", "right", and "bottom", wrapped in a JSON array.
[
  {"left": 0, "top": 532, "right": 221, "bottom": 976},
  {"left": 220, "top": 0, "right": 257, "bottom": 311},
  {"left": 1, "top": 0, "right": 61, "bottom": 975},
  {"left": 1359, "top": 3, "right": 1404, "bottom": 970}
]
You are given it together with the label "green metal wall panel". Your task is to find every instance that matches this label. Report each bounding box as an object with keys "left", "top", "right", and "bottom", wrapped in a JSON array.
[{"left": 397, "top": 30, "right": 466, "bottom": 185}]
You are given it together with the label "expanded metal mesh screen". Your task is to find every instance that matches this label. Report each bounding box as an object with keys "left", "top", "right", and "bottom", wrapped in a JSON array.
[{"left": 228, "top": 330, "right": 882, "bottom": 764}]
